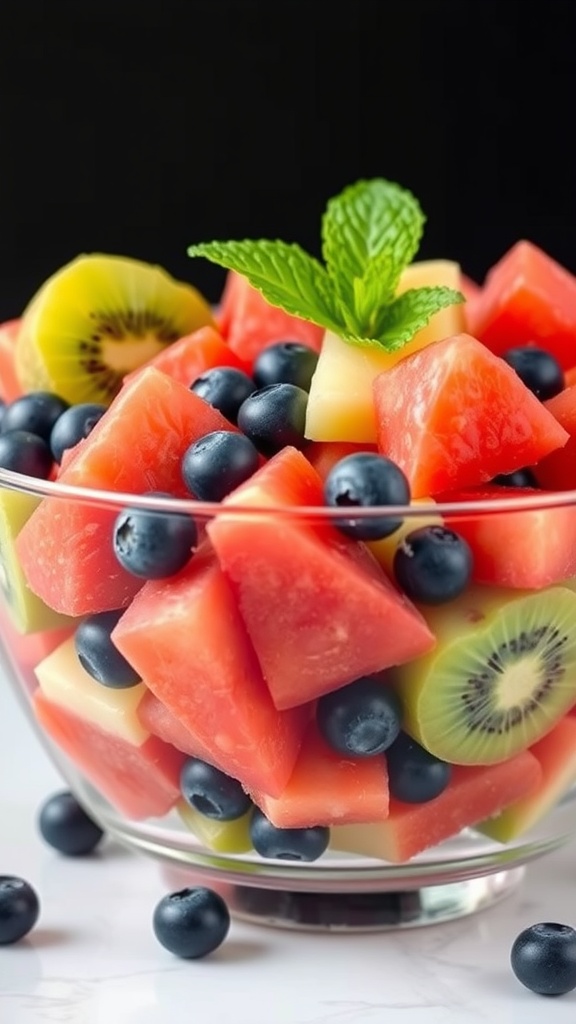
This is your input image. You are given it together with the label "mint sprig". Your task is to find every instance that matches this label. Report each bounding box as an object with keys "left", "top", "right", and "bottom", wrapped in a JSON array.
[{"left": 188, "top": 178, "right": 464, "bottom": 353}]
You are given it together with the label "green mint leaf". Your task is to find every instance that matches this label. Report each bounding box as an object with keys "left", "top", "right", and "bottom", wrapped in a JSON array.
[
  {"left": 352, "top": 251, "right": 397, "bottom": 335},
  {"left": 373, "top": 286, "right": 465, "bottom": 352},
  {"left": 189, "top": 180, "right": 463, "bottom": 356},
  {"left": 321, "top": 178, "right": 425, "bottom": 320},
  {"left": 187, "top": 240, "right": 343, "bottom": 334}
]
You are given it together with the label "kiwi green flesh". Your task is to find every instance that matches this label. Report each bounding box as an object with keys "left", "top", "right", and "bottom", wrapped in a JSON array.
[
  {"left": 398, "top": 588, "right": 576, "bottom": 765},
  {"left": 0, "top": 491, "right": 73, "bottom": 633},
  {"left": 18, "top": 255, "right": 214, "bottom": 405},
  {"left": 40, "top": 311, "right": 182, "bottom": 406},
  {"left": 177, "top": 801, "right": 253, "bottom": 854}
]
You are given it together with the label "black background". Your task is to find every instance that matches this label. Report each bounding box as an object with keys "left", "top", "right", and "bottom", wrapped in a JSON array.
[{"left": 1, "top": 0, "right": 575, "bottom": 318}]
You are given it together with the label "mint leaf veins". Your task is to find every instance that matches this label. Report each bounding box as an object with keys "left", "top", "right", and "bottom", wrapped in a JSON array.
[{"left": 188, "top": 178, "right": 464, "bottom": 353}]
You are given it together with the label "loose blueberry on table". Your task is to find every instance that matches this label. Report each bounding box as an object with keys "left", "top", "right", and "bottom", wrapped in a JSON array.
[
  {"left": 0, "top": 876, "right": 40, "bottom": 944},
  {"left": 38, "top": 791, "right": 105, "bottom": 856},
  {"left": 153, "top": 886, "right": 231, "bottom": 959},
  {"left": 511, "top": 922, "right": 576, "bottom": 996}
]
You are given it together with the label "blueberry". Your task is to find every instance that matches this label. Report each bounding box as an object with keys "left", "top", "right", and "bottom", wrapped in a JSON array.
[
  {"left": 182, "top": 430, "right": 260, "bottom": 501},
  {"left": 502, "top": 346, "right": 564, "bottom": 401},
  {"left": 74, "top": 610, "right": 140, "bottom": 688},
  {"left": 1, "top": 391, "right": 69, "bottom": 442},
  {"left": 393, "top": 525, "right": 473, "bottom": 604},
  {"left": 511, "top": 922, "right": 576, "bottom": 996},
  {"left": 38, "top": 791, "right": 104, "bottom": 856},
  {"left": 0, "top": 876, "right": 40, "bottom": 944},
  {"left": 250, "top": 808, "right": 329, "bottom": 862},
  {"left": 50, "top": 402, "right": 106, "bottom": 463},
  {"left": 0, "top": 429, "right": 53, "bottom": 478},
  {"left": 386, "top": 733, "right": 452, "bottom": 803},
  {"left": 237, "top": 383, "right": 309, "bottom": 456},
  {"left": 324, "top": 453, "right": 411, "bottom": 540},
  {"left": 317, "top": 676, "right": 402, "bottom": 757},
  {"left": 253, "top": 341, "right": 319, "bottom": 392},
  {"left": 493, "top": 468, "right": 538, "bottom": 488},
  {"left": 113, "top": 494, "right": 197, "bottom": 579},
  {"left": 191, "top": 367, "right": 255, "bottom": 424},
  {"left": 153, "top": 886, "right": 230, "bottom": 959},
  {"left": 180, "top": 758, "right": 252, "bottom": 820}
]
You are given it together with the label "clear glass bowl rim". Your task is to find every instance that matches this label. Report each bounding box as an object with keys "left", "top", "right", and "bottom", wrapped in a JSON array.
[{"left": 2, "top": 465, "right": 576, "bottom": 520}]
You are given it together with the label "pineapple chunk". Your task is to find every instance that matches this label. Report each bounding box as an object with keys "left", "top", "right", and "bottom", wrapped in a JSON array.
[
  {"left": 305, "top": 260, "right": 466, "bottom": 442},
  {"left": 35, "top": 636, "right": 148, "bottom": 745}
]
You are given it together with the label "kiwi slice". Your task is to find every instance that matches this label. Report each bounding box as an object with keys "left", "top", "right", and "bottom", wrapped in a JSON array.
[
  {"left": 0, "top": 491, "right": 74, "bottom": 633},
  {"left": 15, "top": 254, "right": 215, "bottom": 405},
  {"left": 177, "top": 800, "right": 254, "bottom": 854},
  {"left": 397, "top": 586, "right": 576, "bottom": 765}
]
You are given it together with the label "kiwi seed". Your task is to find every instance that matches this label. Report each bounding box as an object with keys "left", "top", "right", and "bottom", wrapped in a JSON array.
[{"left": 397, "top": 588, "right": 576, "bottom": 765}]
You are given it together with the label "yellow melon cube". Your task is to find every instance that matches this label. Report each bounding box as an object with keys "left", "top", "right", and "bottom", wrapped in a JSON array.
[
  {"left": 305, "top": 260, "right": 466, "bottom": 442},
  {"left": 35, "top": 636, "right": 148, "bottom": 745}
]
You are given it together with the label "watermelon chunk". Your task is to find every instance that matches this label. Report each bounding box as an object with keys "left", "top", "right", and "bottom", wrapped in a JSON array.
[
  {"left": 438, "top": 486, "right": 576, "bottom": 589},
  {"left": 123, "top": 325, "right": 247, "bottom": 388},
  {"left": 533, "top": 385, "right": 576, "bottom": 490},
  {"left": 250, "top": 722, "right": 389, "bottom": 828},
  {"left": 111, "top": 547, "right": 309, "bottom": 797},
  {"left": 373, "top": 333, "right": 569, "bottom": 498},
  {"left": 217, "top": 271, "right": 323, "bottom": 368},
  {"left": 460, "top": 274, "right": 482, "bottom": 304},
  {"left": 475, "top": 715, "right": 576, "bottom": 842},
  {"left": 469, "top": 240, "right": 576, "bottom": 369},
  {"left": 16, "top": 368, "right": 236, "bottom": 616},
  {"left": 33, "top": 636, "right": 185, "bottom": 819},
  {"left": 137, "top": 689, "right": 216, "bottom": 763},
  {"left": 34, "top": 691, "right": 184, "bottom": 820},
  {"left": 207, "top": 447, "right": 435, "bottom": 709},
  {"left": 0, "top": 319, "right": 22, "bottom": 402},
  {"left": 330, "top": 751, "right": 542, "bottom": 863}
]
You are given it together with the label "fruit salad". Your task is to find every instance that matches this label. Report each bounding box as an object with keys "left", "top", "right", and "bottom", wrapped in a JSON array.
[{"left": 4, "top": 178, "right": 576, "bottom": 866}]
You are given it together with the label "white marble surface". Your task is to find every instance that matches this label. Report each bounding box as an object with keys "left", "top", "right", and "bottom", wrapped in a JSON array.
[{"left": 2, "top": 680, "right": 576, "bottom": 1024}]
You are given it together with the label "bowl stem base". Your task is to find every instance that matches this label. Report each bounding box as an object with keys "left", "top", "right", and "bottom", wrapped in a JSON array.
[
  {"left": 159, "top": 863, "right": 526, "bottom": 932},
  {"left": 224, "top": 868, "right": 525, "bottom": 931}
]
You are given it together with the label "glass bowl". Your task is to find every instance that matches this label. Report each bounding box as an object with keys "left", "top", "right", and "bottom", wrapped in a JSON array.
[{"left": 4, "top": 466, "right": 576, "bottom": 932}]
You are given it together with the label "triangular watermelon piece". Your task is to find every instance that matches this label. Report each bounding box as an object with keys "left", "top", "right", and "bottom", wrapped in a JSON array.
[
  {"left": 216, "top": 271, "right": 323, "bottom": 368},
  {"left": 373, "top": 333, "right": 569, "bottom": 497},
  {"left": 16, "top": 367, "right": 237, "bottom": 616},
  {"left": 250, "top": 721, "right": 389, "bottom": 828},
  {"left": 136, "top": 689, "right": 217, "bottom": 762},
  {"left": 123, "top": 325, "right": 247, "bottom": 388},
  {"left": 534, "top": 385, "right": 576, "bottom": 490},
  {"left": 111, "top": 547, "right": 310, "bottom": 797},
  {"left": 0, "top": 318, "right": 22, "bottom": 402},
  {"left": 207, "top": 447, "right": 435, "bottom": 710},
  {"left": 34, "top": 690, "right": 184, "bottom": 820},
  {"left": 331, "top": 750, "right": 542, "bottom": 862},
  {"left": 469, "top": 240, "right": 576, "bottom": 369},
  {"left": 435, "top": 485, "right": 576, "bottom": 588}
]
